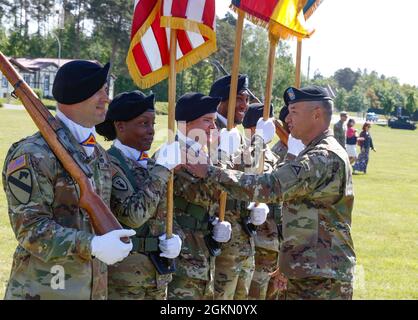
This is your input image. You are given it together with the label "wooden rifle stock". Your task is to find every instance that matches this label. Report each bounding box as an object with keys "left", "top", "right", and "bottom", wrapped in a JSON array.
[
  {"left": 0, "top": 51, "right": 127, "bottom": 240},
  {"left": 273, "top": 119, "right": 289, "bottom": 148}
]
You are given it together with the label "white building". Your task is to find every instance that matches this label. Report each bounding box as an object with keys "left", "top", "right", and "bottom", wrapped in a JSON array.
[{"left": 1, "top": 57, "right": 115, "bottom": 100}]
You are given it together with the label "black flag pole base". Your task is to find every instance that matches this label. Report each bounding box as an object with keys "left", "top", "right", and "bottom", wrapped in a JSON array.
[
  {"left": 149, "top": 252, "right": 176, "bottom": 275},
  {"left": 242, "top": 216, "right": 257, "bottom": 237},
  {"left": 204, "top": 234, "right": 222, "bottom": 257}
]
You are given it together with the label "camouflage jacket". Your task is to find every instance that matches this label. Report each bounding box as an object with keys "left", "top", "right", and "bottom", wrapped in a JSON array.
[
  {"left": 215, "top": 116, "right": 255, "bottom": 257},
  {"left": 244, "top": 142, "right": 282, "bottom": 253},
  {"left": 2, "top": 123, "right": 111, "bottom": 300},
  {"left": 333, "top": 120, "right": 347, "bottom": 149},
  {"left": 106, "top": 147, "right": 172, "bottom": 291},
  {"left": 108, "top": 146, "right": 170, "bottom": 230},
  {"left": 167, "top": 136, "right": 221, "bottom": 281},
  {"left": 206, "top": 131, "right": 356, "bottom": 281}
]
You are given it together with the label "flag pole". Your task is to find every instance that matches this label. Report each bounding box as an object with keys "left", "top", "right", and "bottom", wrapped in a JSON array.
[
  {"left": 263, "top": 37, "right": 278, "bottom": 121},
  {"left": 295, "top": 39, "right": 302, "bottom": 88},
  {"left": 257, "top": 36, "right": 279, "bottom": 175},
  {"left": 218, "top": 9, "right": 245, "bottom": 222},
  {"left": 166, "top": 29, "right": 177, "bottom": 238}
]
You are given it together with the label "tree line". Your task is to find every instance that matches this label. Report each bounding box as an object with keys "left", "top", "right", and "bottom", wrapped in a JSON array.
[
  {"left": 311, "top": 67, "right": 418, "bottom": 119},
  {"left": 0, "top": 1, "right": 416, "bottom": 118}
]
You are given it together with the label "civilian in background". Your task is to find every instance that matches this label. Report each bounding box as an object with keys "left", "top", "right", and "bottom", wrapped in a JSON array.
[{"left": 353, "top": 122, "right": 376, "bottom": 174}]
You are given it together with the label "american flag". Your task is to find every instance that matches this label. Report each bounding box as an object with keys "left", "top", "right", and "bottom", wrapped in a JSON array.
[{"left": 126, "top": 0, "right": 216, "bottom": 89}]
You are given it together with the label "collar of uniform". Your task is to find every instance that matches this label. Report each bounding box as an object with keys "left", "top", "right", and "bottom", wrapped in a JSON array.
[
  {"left": 176, "top": 130, "right": 202, "bottom": 154},
  {"left": 56, "top": 109, "right": 97, "bottom": 157},
  {"left": 216, "top": 112, "right": 227, "bottom": 127},
  {"left": 305, "top": 130, "right": 332, "bottom": 150},
  {"left": 113, "top": 139, "right": 148, "bottom": 168}
]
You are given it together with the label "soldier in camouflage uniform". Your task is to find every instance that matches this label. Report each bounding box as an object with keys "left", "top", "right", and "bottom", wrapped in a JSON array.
[
  {"left": 167, "top": 92, "right": 232, "bottom": 300},
  {"left": 2, "top": 61, "right": 135, "bottom": 300},
  {"left": 187, "top": 86, "right": 356, "bottom": 300},
  {"left": 269, "top": 105, "right": 306, "bottom": 300},
  {"left": 333, "top": 111, "right": 348, "bottom": 149},
  {"left": 241, "top": 103, "right": 283, "bottom": 300},
  {"left": 209, "top": 75, "right": 270, "bottom": 300},
  {"left": 95, "top": 91, "right": 182, "bottom": 300}
]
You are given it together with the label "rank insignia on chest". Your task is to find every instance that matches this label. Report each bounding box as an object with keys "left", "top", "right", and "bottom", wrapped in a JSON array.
[
  {"left": 291, "top": 164, "right": 302, "bottom": 176},
  {"left": 7, "top": 168, "right": 33, "bottom": 204}
]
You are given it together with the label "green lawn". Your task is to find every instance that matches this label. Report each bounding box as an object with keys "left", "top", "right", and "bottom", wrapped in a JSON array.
[{"left": 0, "top": 108, "right": 417, "bottom": 299}]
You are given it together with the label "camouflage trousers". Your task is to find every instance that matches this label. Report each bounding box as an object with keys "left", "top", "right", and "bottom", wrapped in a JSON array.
[
  {"left": 108, "top": 253, "right": 171, "bottom": 300},
  {"left": 286, "top": 277, "right": 353, "bottom": 300},
  {"left": 214, "top": 254, "right": 255, "bottom": 300},
  {"left": 248, "top": 247, "right": 279, "bottom": 300},
  {"left": 167, "top": 274, "right": 214, "bottom": 300}
]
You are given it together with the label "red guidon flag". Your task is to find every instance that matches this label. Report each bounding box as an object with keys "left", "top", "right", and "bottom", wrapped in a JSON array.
[{"left": 126, "top": 0, "right": 216, "bottom": 88}]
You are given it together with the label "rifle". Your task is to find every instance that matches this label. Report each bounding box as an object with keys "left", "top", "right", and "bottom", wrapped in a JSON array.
[
  {"left": 273, "top": 119, "right": 289, "bottom": 147},
  {"left": 0, "top": 51, "right": 128, "bottom": 242}
]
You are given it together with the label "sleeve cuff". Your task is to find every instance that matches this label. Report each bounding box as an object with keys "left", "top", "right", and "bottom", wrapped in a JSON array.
[{"left": 75, "top": 231, "right": 95, "bottom": 261}]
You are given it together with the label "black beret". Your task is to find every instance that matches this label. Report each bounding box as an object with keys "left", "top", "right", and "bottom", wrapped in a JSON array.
[
  {"left": 209, "top": 74, "right": 249, "bottom": 101},
  {"left": 284, "top": 85, "right": 332, "bottom": 106},
  {"left": 242, "top": 103, "right": 273, "bottom": 129},
  {"left": 278, "top": 105, "right": 289, "bottom": 122},
  {"left": 53, "top": 60, "right": 110, "bottom": 104},
  {"left": 175, "top": 92, "right": 221, "bottom": 122},
  {"left": 96, "top": 90, "right": 154, "bottom": 140}
]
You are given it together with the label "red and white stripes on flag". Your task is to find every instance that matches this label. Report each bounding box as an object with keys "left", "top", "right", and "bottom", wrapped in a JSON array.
[{"left": 126, "top": 0, "right": 216, "bottom": 89}]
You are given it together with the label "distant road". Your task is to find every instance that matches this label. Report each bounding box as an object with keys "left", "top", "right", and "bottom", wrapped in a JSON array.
[
  {"left": 331, "top": 113, "right": 387, "bottom": 126},
  {"left": 2, "top": 103, "right": 24, "bottom": 110}
]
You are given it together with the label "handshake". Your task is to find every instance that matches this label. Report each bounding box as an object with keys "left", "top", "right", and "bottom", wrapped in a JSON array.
[{"left": 91, "top": 229, "right": 182, "bottom": 265}]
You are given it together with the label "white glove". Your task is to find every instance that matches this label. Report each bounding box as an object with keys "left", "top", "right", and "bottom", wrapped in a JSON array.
[
  {"left": 287, "top": 134, "right": 305, "bottom": 156},
  {"left": 91, "top": 229, "right": 136, "bottom": 265},
  {"left": 156, "top": 141, "right": 182, "bottom": 170},
  {"left": 218, "top": 128, "right": 241, "bottom": 156},
  {"left": 211, "top": 217, "right": 232, "bottom": 243},
  {"left": 158, "top": 233, "right": 182, "bottom": 259},
  {"left": 247, "top": 202, "right": 269, "bottom": 226},
  {"left": 255, "top": 118, "right": 275, "bottom": 144}
]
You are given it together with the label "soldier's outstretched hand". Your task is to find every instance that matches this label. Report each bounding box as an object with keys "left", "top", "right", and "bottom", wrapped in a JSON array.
[{"left": 185, "top": 162, "right": 209, "bottom": 179}]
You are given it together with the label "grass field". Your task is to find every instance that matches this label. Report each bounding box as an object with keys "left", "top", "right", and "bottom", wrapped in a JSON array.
[{"left": 0, "top": 108, "right": 417, "bottom": 299}]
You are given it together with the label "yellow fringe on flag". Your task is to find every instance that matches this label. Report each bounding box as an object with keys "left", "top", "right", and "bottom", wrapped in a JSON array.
[
  {"left": 269, "top": 0, "right": 314, "bottom": 40},
  {"left": 160, "top": 17, "right": 216, "bottom": 41},
  {"left": 304, "top": 0, "right": 323, "bottom": 20},
  {"left": 229, "top": 5, "right": 269, "bottom": 30}
]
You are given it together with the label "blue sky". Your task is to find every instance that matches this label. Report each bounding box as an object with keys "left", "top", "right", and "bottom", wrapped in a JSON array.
[{"left": 215, "top": 0, "right": 418, "bottom": 86}]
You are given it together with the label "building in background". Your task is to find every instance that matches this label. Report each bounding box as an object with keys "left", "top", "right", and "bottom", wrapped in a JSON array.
[{"left": 1, "top": 57, "right": 115, "bottom": 100}]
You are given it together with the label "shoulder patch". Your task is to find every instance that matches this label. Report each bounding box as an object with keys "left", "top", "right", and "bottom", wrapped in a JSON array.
[
  {"left": 112, "top": 176, "right": 128, "bottom": 191},
  {"left": 7, "top": 168, "right": 33, "bottom": 204},
  {"left": 291, "top": 164, "right": 303, "bottom": 176},
  {"left": 6, "top": 155, "right": 28, "bottom": 175}
]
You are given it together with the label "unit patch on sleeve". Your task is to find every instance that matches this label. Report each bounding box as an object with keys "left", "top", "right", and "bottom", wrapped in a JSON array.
[
  {"left": 112, "top": 176, "right": 128, "bottom": 191},
  {"left": 7, "top": 168, "right": 33, "bottom": 204}
]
